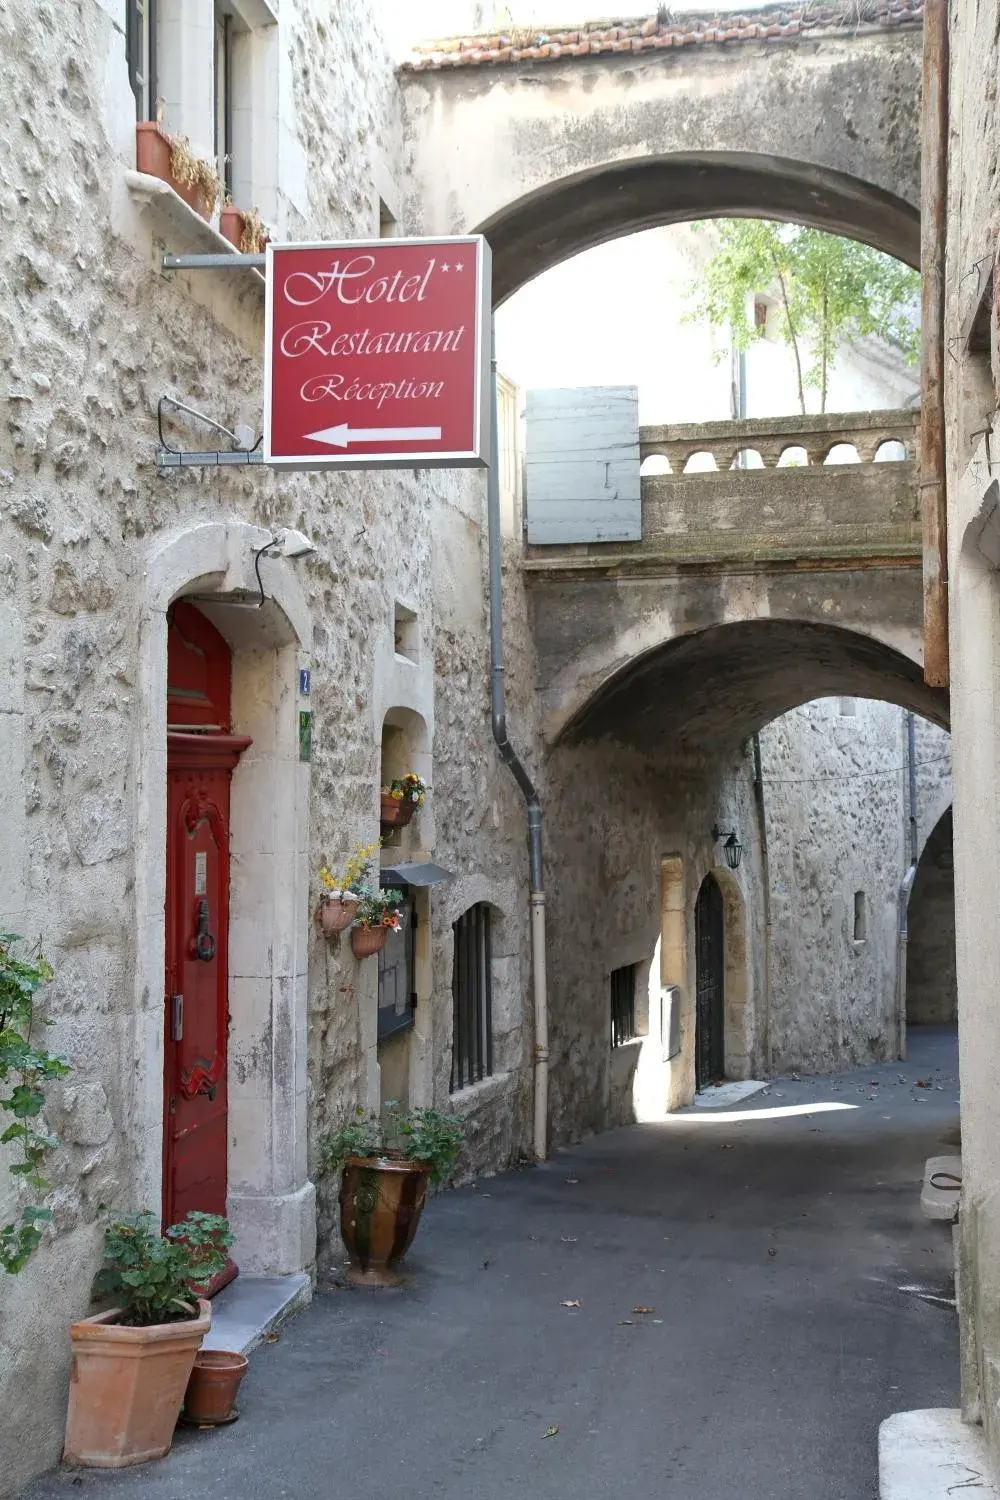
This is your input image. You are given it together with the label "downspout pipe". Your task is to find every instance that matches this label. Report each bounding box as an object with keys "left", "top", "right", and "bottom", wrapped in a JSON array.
[
  {"left": 485, "top": 325, "right": 548, "bottom": 1161},
  {"left": 896, "top": 711, "right": 920, "bottom": 1058}
]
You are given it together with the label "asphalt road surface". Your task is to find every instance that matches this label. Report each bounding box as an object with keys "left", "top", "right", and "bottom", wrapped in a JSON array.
[{"left": 25, "top": 1028, "right": 960, "bottom": 1500}]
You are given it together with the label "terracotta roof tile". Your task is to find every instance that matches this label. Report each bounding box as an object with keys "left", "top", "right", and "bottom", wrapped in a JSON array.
[{"left": 401, "top": 2, "right": 922, "bottom": 71}]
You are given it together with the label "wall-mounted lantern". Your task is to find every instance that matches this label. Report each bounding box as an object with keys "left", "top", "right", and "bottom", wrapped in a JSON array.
[{"left": 712, "top": 825, "right": 744, "bottom": 871}]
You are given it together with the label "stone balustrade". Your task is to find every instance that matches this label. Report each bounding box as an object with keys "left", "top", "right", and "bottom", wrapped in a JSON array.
[
  {"left": 639, "top": 408, "right": 918, "bottom": 472},
  {"left": 523, "top": 408, "right": 921, "bottom": 574}
]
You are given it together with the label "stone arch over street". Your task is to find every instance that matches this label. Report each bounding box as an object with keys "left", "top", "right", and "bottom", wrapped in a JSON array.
[
  {"left": 400, "top": 20, "right": 923, "bottom": 302},
  {"left": 549, "top": 618, "right": 949, "bottom": 754}
]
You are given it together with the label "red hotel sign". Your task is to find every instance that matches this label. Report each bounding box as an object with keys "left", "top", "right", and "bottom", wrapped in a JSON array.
[{"left": 263, "top": 236, "right": 491, "bottom": 470}]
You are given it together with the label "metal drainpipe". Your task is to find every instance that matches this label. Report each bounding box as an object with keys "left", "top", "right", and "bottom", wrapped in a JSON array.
[
  {"left": 896, "top": 711, "right": 919, "bottom": 1058},
  {"left": 485, "top": 325, "right": 548, "bottom": 1161},
  {"left": 751, "top": 732, "right": 773, "bottom": 1075}
]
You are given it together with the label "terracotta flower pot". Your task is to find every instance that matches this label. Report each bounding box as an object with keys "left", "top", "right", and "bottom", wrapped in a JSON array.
[
  {"left": 183, "top": 1349, "right": 248, "bottom": 1427},
  {"left": 339, "top": 1156, "right": 431, "bottom": 1284},
  {"left": 219, "top": 205, "right": 246, "bottom": 250},
  {"left": 350, "top": 924, "right": 388, "bottom": 958},
  {"left": 135, "top": 123, "right": 210, "bottom": 220},
  {"left": 317, "top": 895, "right": 359, "bottom": 935},
  {"left": 380, "top": 793, "right": 415, "bottom": 829},
  {"left": 63, "top": 1299, "right": 211, "bottom": 1468}
]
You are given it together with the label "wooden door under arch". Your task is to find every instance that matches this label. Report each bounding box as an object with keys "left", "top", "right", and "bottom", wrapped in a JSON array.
[
  {"left": 164, "top": 602, "right": 250, "bottom": 1288},
  {"left": 695, "top": 873, "right": 725, "bottom": 1090}
]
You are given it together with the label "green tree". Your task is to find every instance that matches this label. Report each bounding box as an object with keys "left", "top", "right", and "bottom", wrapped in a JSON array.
[{"left": 687, "top": 220, "right": 920, "bottom": 414}]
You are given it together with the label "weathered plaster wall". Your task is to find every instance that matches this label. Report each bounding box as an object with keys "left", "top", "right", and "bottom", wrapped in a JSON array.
[
  {"left": 761, "top": 699, "right": 906, "bottom": 1073},
  {"left": 399, "top": 29, "right": 923, "bottom": 300},
  {"left": 944, "top": 0, "right": 1000, "bottom": 1451},
  {"left": 542, "top": 737, "right": 766, "bottom": 1143},
  {"left": 0, "top": 1, "right": 535, "bottom": 1488}
]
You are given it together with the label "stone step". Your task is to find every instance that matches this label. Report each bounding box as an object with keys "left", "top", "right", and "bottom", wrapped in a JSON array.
[
  {"left": 203, "top": 1273, "right": 311, "bottom": 1354},
  {"left": 880, "top": 1410, "right": 1000, "bottom": 1498},
  {"left": 921, "top": 1155, "right": 962, "bottom": 1222}
]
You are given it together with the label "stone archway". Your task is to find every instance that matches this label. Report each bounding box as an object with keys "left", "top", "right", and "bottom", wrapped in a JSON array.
[
  {"left": 134, "top": 520, "right": 316, "bottom": 1277},
  {"left": 401, "top": 27, "right": 922, "bottom": 301},
  {"left": 906, "top": 808, "right": 957, "bottom": 1026}
]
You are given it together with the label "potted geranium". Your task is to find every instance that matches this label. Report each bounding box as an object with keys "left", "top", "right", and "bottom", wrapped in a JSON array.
[
  {"left": 63, "top": 1210, "right": 231, "bottom": 1468},
  {"left": 349, "top": 884, "right": 405, "bottom": 958},
  {"left": 379, "top": 772, "right": 428, "bottom": 830},
  {"left": 324, "top": 1104, "right": 464, "bottom": 1284},
  {"left": 316, "top": 840, "right": 381, "bottom": 936}
]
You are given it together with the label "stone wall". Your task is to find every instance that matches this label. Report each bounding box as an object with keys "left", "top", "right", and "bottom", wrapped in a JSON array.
[
  {"left": 0, "top": 1, "right": 536, "bottom": 1489},
  {"left": 944, "top": 0, "right": 1000, "bottom": 1452},
  {"left": 759, "top": 700, "right": 952, "bottom": 1076}
]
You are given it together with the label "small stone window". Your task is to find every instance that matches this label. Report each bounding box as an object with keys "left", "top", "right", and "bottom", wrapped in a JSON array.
[
  {"left": 853, "top": 890, "right": 867, "bottom": 943},
  {"left": 394, "top": 602, "right": 419, "bottom": 662},
  {"left": 610, "top": 963, "right": 638, "bottom": 1047},
  {"left": 753, "top": 297, "right": 769, "bottom": 331}
]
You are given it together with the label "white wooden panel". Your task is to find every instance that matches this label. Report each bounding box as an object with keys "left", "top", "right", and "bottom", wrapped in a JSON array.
[{"left": 525, "top": 386, "right": 641, "bottom": 544}]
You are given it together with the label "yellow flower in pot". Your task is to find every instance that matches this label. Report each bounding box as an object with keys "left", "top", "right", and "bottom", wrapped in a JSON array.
[
  {"left": 316, "top": 839, "right": 382, "bottom": 936},
  {"left": 349, "top": 886, "right": 405, "bottom": 958}
]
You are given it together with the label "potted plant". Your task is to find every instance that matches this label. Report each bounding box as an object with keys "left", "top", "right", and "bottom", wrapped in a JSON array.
[
  {"left": 63, "top": 1210, "right": 232, "bottom": 1468},
  {"left": 135, "top": 123, "right": 220, "bottom": 221},
  {"left": 349, "top": 884, "right": 405, "bottom": 958},
  {"left": 182, "top": 1350, "right": 249, "bottom": 1428},
  {"left": 219, "top": 201, "right": 268, "bottom": 254},
  {"left": 379, "top": 772, "right": 429, "bottom": 830},
  {"left": 324, "top": 1104, "right": 464, "bottom": 1284},
  {"left": 316, "top": 840, "right": 381, "bottom": 936}
]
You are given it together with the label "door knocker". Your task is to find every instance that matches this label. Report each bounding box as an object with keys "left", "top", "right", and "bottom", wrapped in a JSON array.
[{"left": 193, "top": 898, "right": 216, "bottom": 962}]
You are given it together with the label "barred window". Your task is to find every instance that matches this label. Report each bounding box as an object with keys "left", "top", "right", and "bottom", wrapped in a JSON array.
[
  {"left": 126, "top": 0, "right": 157, "bottom": 122},
  {"left": 610, "top": 964, "right": 638, "bottom": 1047},
  {"left": 451, "top": 905, "right": 493, "bottom": 1091}
]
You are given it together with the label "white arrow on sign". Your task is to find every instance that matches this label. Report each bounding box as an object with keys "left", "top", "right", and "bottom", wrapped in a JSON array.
[{"left": 304, "top": 423, "right": 442, "bottom": 448}]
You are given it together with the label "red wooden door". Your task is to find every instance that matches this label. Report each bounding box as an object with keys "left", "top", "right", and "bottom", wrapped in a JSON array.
[{"left": 163, "top": 605, "right": 249, "bottom": 1290}]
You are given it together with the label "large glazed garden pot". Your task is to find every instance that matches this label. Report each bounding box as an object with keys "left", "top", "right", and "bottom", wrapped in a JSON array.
[
  {"left": 64, "top": 1299, "right": 211, "bottom": 1467},
  {"left": 339, "top": 1156, "right": 431, "bottom": 1285}
]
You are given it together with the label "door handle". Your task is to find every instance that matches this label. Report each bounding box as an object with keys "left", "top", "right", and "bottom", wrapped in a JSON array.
[
  {"left": 170, "top": 992, "right": 183, "bottom": 1041},
  {"left": 193, "top": 898, "right": 216, "bottom": 962}
]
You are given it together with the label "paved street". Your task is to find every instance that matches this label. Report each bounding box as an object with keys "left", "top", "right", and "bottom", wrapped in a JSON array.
[{"left": 26, "top": 1030, "right": 959, "bottom": 1500}]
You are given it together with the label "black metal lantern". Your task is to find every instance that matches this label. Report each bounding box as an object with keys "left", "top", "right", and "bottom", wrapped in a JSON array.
[
  {"left": 712, "top": 825, "right": 744, "bottom": 870},
  {"left": 722, "top": 832, "right": 743, "bottom": 870}
]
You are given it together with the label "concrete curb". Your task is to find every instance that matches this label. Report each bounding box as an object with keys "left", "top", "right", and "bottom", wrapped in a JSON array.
[{"left": 879, "top": 1410, "right": 999, "bottom": 1498}]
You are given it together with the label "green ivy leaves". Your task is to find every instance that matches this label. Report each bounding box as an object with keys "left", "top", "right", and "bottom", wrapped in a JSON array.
[{"left": 0, "top": 933, "right": 69, "bottom": 1275}]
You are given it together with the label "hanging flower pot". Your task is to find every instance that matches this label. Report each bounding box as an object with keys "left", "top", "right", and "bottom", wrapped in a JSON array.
[
  {"left": 316, "top": 894, "right": 360, "bottom": 936},
  {"left": 219, "top": 204, "right": 269, "bottom": 254},
  {"left": 350, "top": 924, "right": 389, "bottom": 959},
  {"left": 379, "top": 793, "right": 415, "bottom": 829},
  {"left": 379, "top": 774, "right": 428, "bottom": 831}
]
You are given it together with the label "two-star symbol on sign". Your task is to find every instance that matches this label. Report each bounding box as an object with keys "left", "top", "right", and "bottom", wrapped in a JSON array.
[{"left": 439, "top": 262, "right": 464, "bottom": 273}]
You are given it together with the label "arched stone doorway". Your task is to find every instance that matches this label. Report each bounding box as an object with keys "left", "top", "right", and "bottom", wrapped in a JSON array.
[
  {"left": 907, "top": 808, "right": 957, "bottom": 1026},
  {"left": 695, "top": 873, "right": 726, "bottom": 1088}
]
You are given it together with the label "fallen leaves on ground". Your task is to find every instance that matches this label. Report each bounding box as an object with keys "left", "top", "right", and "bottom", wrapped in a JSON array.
[
  {"left": 560, "top": 1298, "right": 583, "bottom": 1308},
  {"left": 543, "top": 1426, "right": 559, "bottom": 1439},
  {"left": 266, "top": 1332, "right": 281, "bottom": 1343},
  {"left": 561, "top": 1236, "right": 578, "bottom": 1243},
  {"left": 618, "top": 1319, "right": 634, "bottom": 1326},
  {"left": 632, "top": 1305, "right": 656, "bottom": 1314},
  {"left": 565, "top": 1177, "right": 580, "bottom": 1185}
]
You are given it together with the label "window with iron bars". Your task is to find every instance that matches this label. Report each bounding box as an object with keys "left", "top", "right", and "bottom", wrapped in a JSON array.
[
  {"left": 125, "top": 0, "right": 158, "bottom": 122},
  {"left": 451, "top": 904, "right": 493, "bottom": 1092},
  {"left": 610, "top": 963, "right": 638, "bottom": 1047}
]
